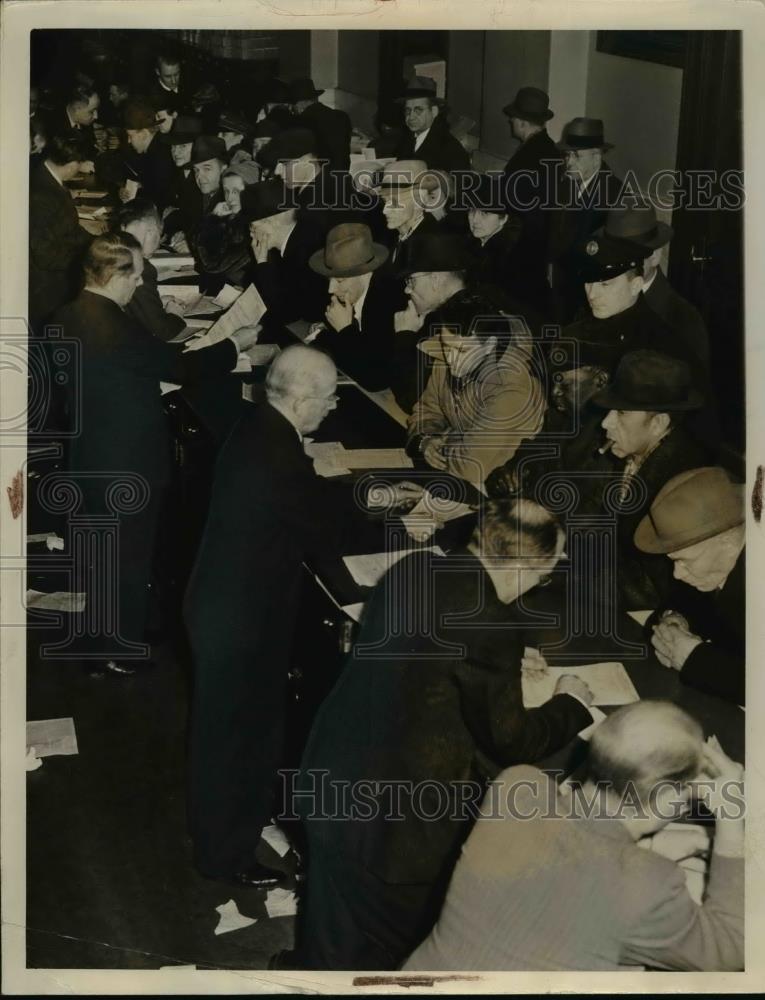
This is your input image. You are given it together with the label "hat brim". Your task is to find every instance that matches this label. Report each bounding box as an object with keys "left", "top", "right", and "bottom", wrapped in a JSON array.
[
  {"left": 591, "top": 386, "right": 704, "bottom": 412},
  {"left": 631, "top": 221, "right": 674, "bottom": 251},
  {"left": 502, "top": 103, "right": 554, "bottom": 122},
  {"left": 308, "top": 243, "right": 389, "bottom": 278},
  {"left": 557, "top": 139, "right": 614, "bottom": 152},
  {"left": 634, "top": 490, "right": 745, "bottom": 554},
  {"left": 394, "top": 91, "right": 444, "bottom": 104}
]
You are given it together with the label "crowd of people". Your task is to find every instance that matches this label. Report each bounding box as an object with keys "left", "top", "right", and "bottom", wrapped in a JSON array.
[{"left": 28, "top": 38, "right": 745, "bottom": 974}]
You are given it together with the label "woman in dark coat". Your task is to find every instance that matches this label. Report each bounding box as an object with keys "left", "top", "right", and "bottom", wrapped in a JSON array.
[{"left": 195, "top": 159, "right": 260, "bottom": 293}]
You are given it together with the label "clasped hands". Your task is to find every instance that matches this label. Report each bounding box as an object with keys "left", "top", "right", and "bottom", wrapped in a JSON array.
[
  {"left": 394, "top": 300, "right": 424, "bottom": 333},
  {"left": 651, "top": 611, "right": 703, "bottom": 671}
]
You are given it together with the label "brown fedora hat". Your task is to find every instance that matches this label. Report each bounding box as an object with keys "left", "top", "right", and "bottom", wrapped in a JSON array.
[
  {"left": 634, "top": 466, "right": 745, "bottom": 554},
  {"left": 557, "top": 117, "right": 613, "bottom": 152},
  {"left": 374, "top": 159, "right": 430, "bottom": 191},
  {"left": 603, "top": 202, "right": 673, "bottom": 252},
  {"left": 502, "top": 86, "right": 554, "bottom": 123},
  {"left": 309, "top": 223, "right": 389, "bottom": 278},
  {"left": 592, "top": 350, "right": 703, "bottom": 412}
]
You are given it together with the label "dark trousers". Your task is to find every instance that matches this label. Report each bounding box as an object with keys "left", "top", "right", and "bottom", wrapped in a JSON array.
[
  {"left": 186, "top": 638, "right": 288, "bottom": 877},
  {"left": 293, "top": 837, "right": 445, "bottom": 970}
]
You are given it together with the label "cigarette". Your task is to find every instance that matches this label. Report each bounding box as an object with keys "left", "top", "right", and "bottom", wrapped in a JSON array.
[{"left": 598, "top": 440, "right": 614, "bottom": 455}]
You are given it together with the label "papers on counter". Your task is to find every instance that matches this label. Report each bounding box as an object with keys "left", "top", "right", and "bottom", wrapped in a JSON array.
[
  {"left": 183, "top": 283, "right": 267, "bottom": 351},
  {"left": 214, "top": 899, "right": 257, "bottom": 936},
  {"left": 26, "top": 717, "right": 78, "bottom": 757},
  {"left": 304, "top": 441, "right": 414, "bottom": 477},
  {"left": 265, "top": 887, "right": 298, "bottom": 919},
  {"left": 343, "top": 546, "right": 445, "bottom": 589},
  {"left": 399, "top": 491, "right": 474, "bottom": 534},
  {"left": 522, "top": 662, "right": 639, "bottom": 709},
  {"left": 153, "top": 253, "right": 195, "bottom": 269}
]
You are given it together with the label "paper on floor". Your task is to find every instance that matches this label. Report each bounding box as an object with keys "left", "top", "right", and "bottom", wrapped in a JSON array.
[
  {"left": 262, "top": 824, "right": 291, "bottom": 858},
  {"left": 26, "top": 590, "right": 85, "bottom": 613},
  {"left": 522, "top": 662, "right": 639, "bottom": 709},
  {"left": 27, "top": 533, "right": 64, "bottom": 551},
  {"left": 26, "top": 748, "right": 43, "bottom": 772},
  {"left": 26, "top": 718, "right": 78, "bottom": 757},
  {"left": 343, "top": 546, "right": 445, "bottom": 589},
  {"left": 214, "top": 899, "right": 257, "bottom": 935},
  {"left": 265, "top": 887, "right": 298, "bottom": 919}
]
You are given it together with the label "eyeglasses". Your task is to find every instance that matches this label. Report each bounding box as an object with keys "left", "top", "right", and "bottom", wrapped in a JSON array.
[{"left": 303, "top": 393, "right": 339, "bottom": 404}]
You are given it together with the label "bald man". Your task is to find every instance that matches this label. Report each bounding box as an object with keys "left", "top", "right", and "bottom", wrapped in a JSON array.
[
  {"left": 184, "top": 346, "right": 374, "bottom": 886},
  {"left": 405, "top": 700, "right": 744, "bottom": 971}
]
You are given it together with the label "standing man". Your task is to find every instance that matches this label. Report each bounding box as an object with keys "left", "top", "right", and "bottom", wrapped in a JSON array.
[
  {"left": 150, "top": 50, "right": 185, "bottom": 115},
  {"left": 51, "top": 82, "right": 100, "bottom": 158},
  {"left": 184, "top": 346, "right": 375, "bottom": 886},
  {"left": 123, "top": 100, "right": 176, "bottom": 213},
  {"left": 548, "top": 117, "right": 624, "bottom": 323},
  {"left": 394, "top": 76, "right": 471, "bottom": 173},
  {"left": 636, "top": 467, "right": 745, "bottom": 705},
  {"left": 291, "top": 77, "right": 352, "bottom": 173},
  {"left": 501, "top": 86, "right": 563, "bottom": 312}
]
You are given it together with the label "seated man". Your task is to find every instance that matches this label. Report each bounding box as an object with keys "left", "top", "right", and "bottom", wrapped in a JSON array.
[
  {"left": 375, "top": 159, "right": 444, "bottom": 263},
  {"left": 195, "top": 160, "right": 260, "bottom": 293},
  {"left": 168, "top": 135, "right": 227, "bottom": 275},
  {"left": 240, "top": 177, "right": 327, "bottom": 328},
  {"left": 405, "top": 700, "right": 744, "bottom": 971},
  {"left": 307, "top": 222, "right": 394, "bottom": 391},
  {"left": 123, "top": 100, "right": 176, "bottom": 213},
  {"left": 591, "top": 349, "right": 708, "bottom": 609},
  {"left": 406, "top": 292, "right": 546, "bottom": 487},
  {"left": 217, "top": 109, "right": 254, "bottom": 164},
  {"left": 291, "top": 498, "right": 595, "bottom": 970},
  {"left": 291, "top": 76, "right": 352, "bottom": 173},
  {"left": 394, "top": 76, "right": 471, "bottom": 173},
  {"left": 117, "top": 198, "right": 186, "bottom": 342},
  {"left": 635, "top": 466, "right": 744, "bottom": 705}
]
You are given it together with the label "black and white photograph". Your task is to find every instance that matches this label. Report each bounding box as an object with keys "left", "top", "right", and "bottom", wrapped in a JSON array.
[{"left": 1, "top": 1, "right": 763, "bottom": 993}]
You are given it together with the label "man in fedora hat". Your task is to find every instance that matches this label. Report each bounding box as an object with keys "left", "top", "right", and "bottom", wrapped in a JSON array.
[
  {"left": 166, "top": 134, "right": 228, "bottom": 272},
  {"left": 256, "top": 78, "right": 295, "bottom": 130},
  {"left": 216, "top": 108, "right": 253, "bottom": 162},
  {"left": 291, "top": 76, "right": 352, "bottom": 173},
  {"left": 635, "top": 467, "right": 744, "bottom": 704},
  {"left": 391, "top": 231, "right": 477, "bottom": 412},
  {"left": 501, "top": 86, "right": 563, "bottom": 312},
  {"left": 406, "top": 292, "right": 545, "bottom": 486},
  {"left": 161, "top": 114, "right": 204, "bottom": 225},
  {"left": 394, "top": 75, "right": 471, "bottom": 173},
  {"left": 548, "top": 117, "right": 625, "bottom": 323},
  {"left": 122, "top": 99, "right": 176, "bottom": 213},
  {"left": 591, "top": 349, "right": 709, "bottom": 608},
  {"left": 376, "top": 159, "right": 445, "bottom": 262},
  {"left": 240, "top": 177, "right": 327, "bottom": 327},
  {"left": 307, "top": 223, "right": 397, "bottom": 391}
]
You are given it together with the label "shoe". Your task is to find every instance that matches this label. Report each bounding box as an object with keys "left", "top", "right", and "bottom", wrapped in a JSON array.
[{"left": 226, "top": 860, "right": 285, "bottom": 888}]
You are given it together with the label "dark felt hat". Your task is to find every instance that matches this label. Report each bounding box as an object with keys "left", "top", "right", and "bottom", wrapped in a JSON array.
[
  {"left": 395, "top": 75, "right": 442, "bottom": 104},
  {"left": 123, "top": 101, "right": 157, "bottom": 131},
  {"left": 602, "top": 202, "right": 674, "bottom": 252},
  {"left": 252, "top": 117, "right": 283, "bottom": 140},
  {"left": 558, "top": 330, "right": 623, "bottom": 372},
  {"left": 576, "top": 231, "right": 651, "bottom": 283},
  {"left": 502, "top": 86, "right": 554, "bottom": 123},
  {"left": 263, "top": 78, "right": 291, "bottom": 106},
  {"left": 456, "top": 172, "right": 509, "bottom": 214},
  {"left": 190, "top": 134, "right": 227, "bottom": 165},
  {"left": 162, "top": 114, "right": 203, "bottom": 145},
  {"left": 239, "top": 178, "right": 298, "bottom": 223},
  {"left": 289, "top": 77, "right": 324, "bottom": 103},
  {"left": 634, "top": 466, "right": 745, "bottom": 554},
  {"left": 557, "top": 117, "right": 614, "bottom": 152},
  {"left": 309, "top": 223, "right": 389, "bottom": 278},
  {"left": 217, "top": 109, "right": 252, "bottom": 137},
  {"left": 257, "top": 127, "right": 317, "bottom": 170},
  {"left": 397, "top": 232, "right": 477, "bottom": 276},
  {"left": 592, "top": 350, "right": 703, "bottom": 412}
]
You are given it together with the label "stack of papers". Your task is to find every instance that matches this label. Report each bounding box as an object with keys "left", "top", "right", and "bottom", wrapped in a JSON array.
[
  {"left": 522, "top": 662, "right": 639, "bottom": 709},
  {"left": 26, "top": 718, "right": 78, "bottom": 757},
  {"left": 304, "top": 442, "right": 413, "bottom": 477},
  {"left": 343, "top": 545, "right": 445, "bottom": 589},
  {"left": 399, "top": 491, "right": 474, "bottom": 534},
  {"left": 183, "top": 283, "right": 267, "bottom": 351}
]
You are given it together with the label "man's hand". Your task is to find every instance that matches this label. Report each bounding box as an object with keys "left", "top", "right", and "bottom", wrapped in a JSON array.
[
  {"left": 251, "top": 231, "right": 271, "bottom": 265},
  {"left": 643, "top": 825, "right": 710, "bottom": 862},
  {"left": 422, "top": 435, "right": 449, "bottom": 471},
  {"left": 695, "top": 735, "right": 744, "bottom": 820},
  {"left": 325, "top": 294, "right": 353, "bottom": 332},
  {"left": 80, "top": 160, "right": 95, "bottom": 175},
  {"left": 485, "top": 463, "right": 519, "bottom": 499},
  {"left": 553, "top": 674, "right": 594, "bottom": 706},
  {"left": 651, "top": 621, "right": 703, "bottom": 670},
  {"left": 229, "top": 324, "right": 261, "bottom": 351},
  {"left": 169, "top": 232, "right": 190, "bottom": 254},
  {"left": 404, "top": 515, "right": 439, "bottom": 543},
  {"left": 394, "top": 300, "right": 424, "bottom": 333},
  {"left": 521, "top": 647, "right": 549, "bottom": 680},
  {"left": 212, "top": 201, "right": 234, "bottom": 217},
  {"left": 163, "top": 297, "right": 186, "bottom": 318}
]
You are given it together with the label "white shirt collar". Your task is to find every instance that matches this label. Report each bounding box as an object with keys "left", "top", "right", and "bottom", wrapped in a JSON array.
[
  {"left": 352, "top": 274, "right": 373, "bottom": 326},
  {"left": 413, "top": 127, "right": 430, "bottom": 152},
  {"left": 44, "top": 160, "right": 65, "bottom": 188},
  {"left": 66, "top": 107, "right": 79, "bottom": 129},
  {"left": 641, "top": 270, "right": 658, "bottom": 293},
  {"left": 158, "top": 79, "right": 178, "bottom": 94},
  {"left": 278, "top": 221, "right": 298, "bottom": 257},
  {"left": 576, "top": 170, "right": 599, "bottom": 199},
  {"left": 397, "top": 211, "right": 426, "bottom": 244}
]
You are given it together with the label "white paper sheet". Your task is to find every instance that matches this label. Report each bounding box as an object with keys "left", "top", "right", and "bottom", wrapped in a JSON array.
[
  {"left": 214, "top": 899, "right": 257, "bottom": 935},
  {"left": 261, "top": 824, "right": 291, "bottom": 858},
  {"left": 26, "top": 590, "right": 85, "bottom": 613},
  {"left": 153, "top": 253, "right": 195, "bottom": 269},
  {"left": 183, "top": 283, "right": 267, "bottom": 350},
  {"left": 264, "top": 887, "right": 298, "bottom": 919},
  {"left": 343, "top": 546, "right": 445, "bottom": 589},
  {"left": 342, "top": 448, "right": 413, "bottom": 470},
  {"left": 577, "top": 705, "right": 607, "bottom": 741},
  {"left": 400, "top": 492, "right": 474, "bottom": 534},
  {"left": 341, "top": 602, "right": 365, "bottom": 623},
  {"left": 26, "top": 718, "right": 79, "bottom": 757},
  {"left": 522, "top": 662, "right": 640, "bottom": 709},
  {"left": 627, "top": 609, "right": 653, "bottom": 626},
  {"left": 27, "top": 533, "right": 64, "bottom": 551}
]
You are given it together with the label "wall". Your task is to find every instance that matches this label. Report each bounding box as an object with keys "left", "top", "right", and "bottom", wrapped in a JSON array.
[
  {"left": 585, "top": 33, "right": 683, "bottom": 192},
  {"left": 310, "top": 31, "right": 338, "bottom": 90},
  {"left": 337, "top": 30, "right": 380, "bottom": 100},
  {"left": 273, "top": 30, "right": 311, "bottom": 79},
  {"left": 547, "top": 31, "right": 590, "bottom": 143}
]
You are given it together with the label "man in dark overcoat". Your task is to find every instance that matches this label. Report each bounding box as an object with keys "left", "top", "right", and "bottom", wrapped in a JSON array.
[{"left": 291, "top": 77, "right": 352, "bottom": 173}]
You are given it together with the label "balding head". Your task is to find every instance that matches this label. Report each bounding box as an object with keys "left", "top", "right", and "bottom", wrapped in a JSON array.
[
  {"left": 588, "top": 700, "right": 703, "bottom": 796},
  {"left": 266, "top": 345, "right": 338, "bottom": 435}
]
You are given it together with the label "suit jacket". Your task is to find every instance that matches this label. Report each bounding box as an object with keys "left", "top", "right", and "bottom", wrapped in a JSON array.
[
  {"left": 195, "top": 210, "right": 252, "bottom": 293},
  {"left": 250, "top": 219, "right": 328, "bottom": 329},
  {"left": 296, "top": 100, "right": 352, "bottom": 172},
  {"left": 502, "top": 128, "right": 562, "bottom": 310},
  {"left": 647, "top": 549, "right": 744, "bottom": 705},
  {"left": 29, "top": 162, "right": 92, "bottom": 331},
  {"left": 46, "top": 109, "right": 98, "bottom": 158},
  {"left": 312, "top": 266, "right": 399, "bottom": 391},
  {"left": 395, "top": 117, "right": 471, "bottom": 173},
  {"left": 55, "top": 289, "right": 237, "bottom": 488},
  {"left": 468, "top": 224, "right": 544, "bottom": 333},
  {"left": 405, "top": 766, "right": 744, "bottom": 971},
  {"left": 125, "top": 258, "right": 186, "bottom": 342},
  {"left": 128, "top": 133, "right": 176, "bottom": 213},
  {"left": 298, "top": 550, "right": 592, "bottom": 885}
]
